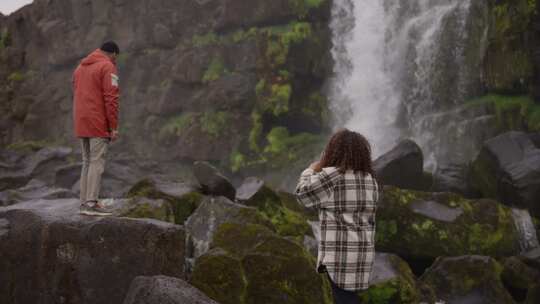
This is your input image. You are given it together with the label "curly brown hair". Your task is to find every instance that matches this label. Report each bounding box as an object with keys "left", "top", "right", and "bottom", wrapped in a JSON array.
[{"left": 317, "top": 129, "right": 375, "bottom": 175}]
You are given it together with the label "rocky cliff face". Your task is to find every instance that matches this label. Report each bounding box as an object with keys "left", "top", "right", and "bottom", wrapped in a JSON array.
[{"left": 0, "top": 0, "right": 332, "bottom": 174}]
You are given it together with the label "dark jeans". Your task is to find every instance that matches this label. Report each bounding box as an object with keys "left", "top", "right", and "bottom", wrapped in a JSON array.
[{"left": 328, "top": 275, "right": 361, "bottom": 304}]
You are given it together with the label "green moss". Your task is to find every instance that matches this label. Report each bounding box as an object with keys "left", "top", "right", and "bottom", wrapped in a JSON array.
[
  {"left": 123, "top": 201, "right": 173, "bottom": 222},
  {"left": 127, "top": 179, "right": 203, "bottom": 224},
  {"left": 7, "top": 71, "right": 25, "bottom": 82},
  {"left": 466, "top": 94, "right": 540, "bottom": 131},
  {"left": 264, "top": 127, "right": 322, "bottom": 160},
  {"left": 191, "top": 250, "right": 247, "bottom": 304},
  {"left": 158, "top": 113, "right": 195, "bottom": 141},
  {"left": 289, "top": 0, "right": 326, "bottom": 18},
  {"left": 0, "top": 28, "right": 11, "bottom": 50},
  {"left": 249, "top": 112, "right": 263, "bottom": 153},
  {"left": 200, "top": 111, "right": 231, "bottom": 138},
  {"left": 6, "top": 140, "right": 48, "bottom": 152},
  {"left": 171, "top": 192, "right": 203, "bottom": 224},
  {"left": 268, "top": 207, "right": 312, "bottom": 239},
  {"left": 256, "top": 80, "right": 292, "bottom": 116},
  {"left": 359, "top": 255, "right": 420, "bottom": 304},
  {"left": 262, "top": 22, "right": 313, "bottom": 68},
  {"left": 192, "top": 32, "right": 219, "bottom": 48},
  {"left": 212, "top": 223, "right": 275, "bottom": 258},
  {"left": 202, "top": 57, "right": 228, "bottom": 83},
  {"left": 376, "top": 187, "right": 519, "bottom": 259}
]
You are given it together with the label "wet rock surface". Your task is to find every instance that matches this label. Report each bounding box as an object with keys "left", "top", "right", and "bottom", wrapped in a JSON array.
[
  {"left": 123, "top": 275, "right": 218, "bottom": 304},
  {"left": 471, "top": 131, "right": 540, "bottom": 217},
  {"left": 374, "top": 140, "right": 429, "bottom": 190},
  {"left": 377, "top": 187, "right": 521, "bottom": 259},
  {"left": 420, "top": 255, "right": 515, "bottom": 304},
  {"left": 185, "top": 196, "right": 270, "bottom": 259},
  {"left": 0, "top": 199, "right": 186, "bottom": 304},
  {"left": 193, "top": 161, "right": 236, "bottom": 201}
]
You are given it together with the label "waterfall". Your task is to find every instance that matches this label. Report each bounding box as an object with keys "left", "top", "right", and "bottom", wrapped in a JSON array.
[
  {"left": 511, "top": 208, "right": 540, "bottom": 253},
  {"left": 330, "top": 0, "right": 488, "bottom": 169}
]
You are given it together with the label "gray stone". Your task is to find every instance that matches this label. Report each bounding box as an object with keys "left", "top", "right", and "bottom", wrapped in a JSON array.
[
  {"left": 236, "top": 177, "right": 265, "bottom": 201},
  {"left": 410, "top": 200, "right": 463, "bottom": 223},
  {"left": 185, "top": 196, "right": 265, "bottom": 259},
  {"left": 471, "top": 131, "right": 540, "bottom": 217},
  {"left": 54, "top": 163, "right": 82, "bottom": 189},
  {"left": 0, "top": 198, "right": 186, "bottom": 304},
  {"left": 123, "top": 275, "right": 218, "bottom": 304},
  {"left": 421, "top": 255, "right": 515, "bottom": 304},
  {"left": 0, "top": 146, "right": 73, "bottom": 191},
  {"left": 193, "top": 161, "right": 235, "bottom": 201},
  {"left": 0, "top": 179, "right": 75, "bottom": 206},
  {"left": 374, "top": 140, "right": 428, "bottom": 190}
]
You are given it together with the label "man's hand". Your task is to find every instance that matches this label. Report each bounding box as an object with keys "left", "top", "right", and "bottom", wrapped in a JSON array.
[{"left": 110, "top": 130, "right": 119, "bottom": 142}]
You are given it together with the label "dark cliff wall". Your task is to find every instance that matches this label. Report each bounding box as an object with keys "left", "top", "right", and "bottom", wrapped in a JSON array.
[{"left": 0, "top": 0, "right": 333, "bottom": 172}]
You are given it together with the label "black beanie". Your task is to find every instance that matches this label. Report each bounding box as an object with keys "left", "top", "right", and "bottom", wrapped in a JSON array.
[{"left": 100, "top": 41, "right": 120, "bottom": 55}]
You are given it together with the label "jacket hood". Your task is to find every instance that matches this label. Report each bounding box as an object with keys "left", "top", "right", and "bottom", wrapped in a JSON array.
[{"left": 81, "top": 49, "right": 114, "bottom": 66}]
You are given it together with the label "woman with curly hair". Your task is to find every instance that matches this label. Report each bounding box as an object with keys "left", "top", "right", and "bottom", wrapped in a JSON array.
[{"left": 295, "top": 129, "right": 379, "bottom": 304}]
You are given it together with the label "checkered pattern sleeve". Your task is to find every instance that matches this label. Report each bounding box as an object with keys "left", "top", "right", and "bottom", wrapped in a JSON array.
[{"left": 294, "top": 167, "right": 341, "bottom": 209}]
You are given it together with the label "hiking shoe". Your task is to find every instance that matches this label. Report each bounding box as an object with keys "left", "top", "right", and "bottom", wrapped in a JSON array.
[{"left": 79, "top": 201, "right": 113, "bottom": 216}]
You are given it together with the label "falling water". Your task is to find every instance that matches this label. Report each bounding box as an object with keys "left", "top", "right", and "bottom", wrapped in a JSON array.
[
  {"left": 330, "top": 0, "right": 488, "bottom": 169},
  {"left": 511, "top": 208, "right": 540, "bottom": 253}
]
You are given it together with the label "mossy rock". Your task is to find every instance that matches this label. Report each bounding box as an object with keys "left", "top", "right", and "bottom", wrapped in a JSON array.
[
  {"left": 190, "top": 248, "right": 247, "bottom": 304},
  {"left": 212, "top": 223, "right": 275, "bottom": 258},
  {"left": 242, "top": 252, "right": 329, "bottom": 304},
  {"left": 278, "top": 190, "right": 318, "bottom": 220},
  {"left": 193, "top": 222, "right": 332, "bottom": 304},
  {"left": 485, "top": 0, "right": 536, "bottom": 94},
  {"left": 237, "top": 178, "right": 312, "bottom": 239},
  {"left": 501, "top": 256, "right": 540, "bottom": 301},
  {"left": 359, "top": 253, "right": 427, "bottom": 304},
  {"left": 119, "top": 198, "right": 174, "bottom": 223},
  {"left": 376, "top": 187, "right": 520, "bottom": 259},
  {"left": 128, "top": 178, "right": 203, "bottom": 224},
  {"left": 185, "top": 197, "right": 274, "bottom": 258},
  {"left": 420, "top": 255, "right": 515, "bottom": 303}
]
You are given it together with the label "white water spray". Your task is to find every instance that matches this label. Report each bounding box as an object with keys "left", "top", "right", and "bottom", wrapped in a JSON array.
[{"left": 330, "top": 0, "right": 487, "bottom": 168}]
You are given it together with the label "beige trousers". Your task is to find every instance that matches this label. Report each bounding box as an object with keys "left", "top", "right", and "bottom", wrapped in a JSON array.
[{"left": 80, "top": 138, "right": 109, "bottom": 203}]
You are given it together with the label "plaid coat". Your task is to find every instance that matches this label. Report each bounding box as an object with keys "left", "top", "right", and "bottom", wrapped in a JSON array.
[{"left": 295, "top": 167, "right": 379, "bottom": 291}]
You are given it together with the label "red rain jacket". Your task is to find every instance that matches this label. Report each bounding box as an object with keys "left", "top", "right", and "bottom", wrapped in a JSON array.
[{"left": 73, "top": 49, "right": 120, "bottom": 138}]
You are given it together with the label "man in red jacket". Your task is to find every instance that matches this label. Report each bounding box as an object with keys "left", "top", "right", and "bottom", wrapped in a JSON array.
[{"left": 73, "top": 41, "right": 120, "bottom": 216}]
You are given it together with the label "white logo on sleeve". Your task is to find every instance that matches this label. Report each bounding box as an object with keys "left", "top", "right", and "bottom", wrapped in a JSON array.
[{"left": 111, "top": 73, "right": 119, "bottom": 87}]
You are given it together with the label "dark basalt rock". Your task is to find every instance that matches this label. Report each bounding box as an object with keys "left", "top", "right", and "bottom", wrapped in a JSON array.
[
  {"left": 0, "top": 146, "right": 73, "bottom": 191},
  {"left": 420, "top": 255, "right": 515, "bottom": 304},
  {"left": 471, "top": 131, "right": 540, "bottom": 217},
  {"left": 374, "top": 140, "right": 430, "bottom": 190},
  {"left": 0, "top": 178, "right": 75, "bottom": 206},
  {"left": 0, "top": 198, "right": 186, "bottom": 304},
  {"left": 193, "top": 161, "right": 236, "bottom": 201},
  {"left": 123, "top": 275, "right": 218, "bottom": 304}
]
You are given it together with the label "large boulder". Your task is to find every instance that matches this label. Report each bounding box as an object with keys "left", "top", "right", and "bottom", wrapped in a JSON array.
[
  {"left": 190, "top": 222, "right": 331, "bottom": 304},
  {"left": 128, "top": 177, "right": 203, "bottom": 224},
  {"left": 236, "top": 176, "right": 312, "bottom": 239},
  {"left": 471, "top": 131, "right": 540, "bottom": 217},
  {"left": 0, "top": 198, "right": 186, "bottom": 304},
  {"left": 376, "top": 187, "right": 521, "bottom": 259},
  {"left": 361, "top": 253, "right": 434, "bottom": 304},
  {"left": 123, "top": 275, "right": 218, "bottom": 304},
  {"left": 431, "top": 162, "right": 476, "bottom": 197},
  {"left": 374, "top": 140, "right": 431, "bottom": 190},
  {"left": 0, "top": 178, "right": 75, "bottom": 206},
  {"left": 185, "top": 196, "right": 271, "bottom": 259},
  {"left": 193, "top": 161, "right": 236, "bottom": 201},
  {"left": 501, "top": 256, "right": 540, "bottom": 302},
  {"left": 0, "top": 146, "right": 73, "bottom": 191},
  {"left": 420, "top": 255, "right": 515, "bottom": 304}
]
